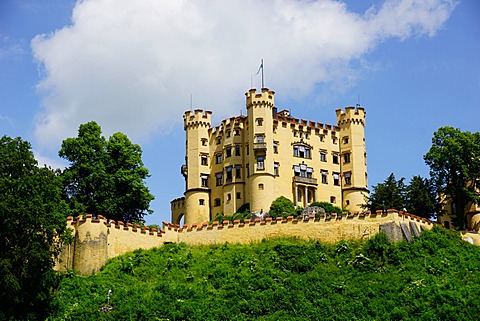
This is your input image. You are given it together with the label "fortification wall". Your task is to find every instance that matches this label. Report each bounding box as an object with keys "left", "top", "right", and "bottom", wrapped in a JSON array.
[
  {"left": 56, "top": 210, "right": 435, "bottom": 275},
  {"left": 166, "top": 210, "right": 433, "bottom": 246},
  {"left": 56, "top": 215, "right": 167, "bottom": 275}
]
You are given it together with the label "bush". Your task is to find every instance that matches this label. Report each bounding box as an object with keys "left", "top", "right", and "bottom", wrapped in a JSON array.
[
  {"left": 269, "top": 196, "right": 296, "bottom": 218},
  {"left": 310, "top": 201, "right": 348, "bottom": 215}
]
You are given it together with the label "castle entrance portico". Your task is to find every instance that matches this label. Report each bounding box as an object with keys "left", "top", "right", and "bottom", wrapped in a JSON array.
[{"left": 293, "top": 176, "right": 318, "bottom": 208}]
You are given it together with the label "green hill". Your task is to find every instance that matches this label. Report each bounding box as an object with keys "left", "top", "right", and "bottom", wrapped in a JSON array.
[{"left": 48, "top": 226, "right": 480, "bottom": 320}]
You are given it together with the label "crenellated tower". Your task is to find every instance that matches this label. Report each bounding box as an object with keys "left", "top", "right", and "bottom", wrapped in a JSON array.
[
  {"left": 245, "top": 88, "right": 276, "bottom": 213},
  {"left": 336, "top": 107, "right": 369, "bottom": 212},
  {"left": 182, "top": 109, "right": 212, "bottom": 225}
]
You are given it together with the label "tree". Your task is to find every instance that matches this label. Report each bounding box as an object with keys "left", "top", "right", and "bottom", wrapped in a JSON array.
[
  {"left": 365, "top": 173, "right": 406, "bottom": 213},
  {"left": 424, "top": 126, "right": 480, "bottom": 229},
  {"left": 269, "top": 196, "right": 296, "bottom": 219},
  {"left": 59, "top": 122, "right": 154, "bottom": 223},
  {"left": 0, "top": 136, "right": 70, "bottom": 320},
  {"left": 404, "top": 175, "right": 438, "bottom": 219}
]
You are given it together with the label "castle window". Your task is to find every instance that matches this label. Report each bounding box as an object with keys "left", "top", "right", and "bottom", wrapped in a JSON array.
[
  {"left": 216, "top": 153, "right": 222, "bottom": 164},
  {"left": 330, "top": 196, "right": 336, "bottom": 204},
  {"left": 226, "top": 166, "right": 233, "bottom": 183},
  {"left": 225, "top": 146, "right": 232, "bottom": 158},
  {"left": 216, "top": 137, "right": 221, "bottom": 145},
  {"left": 235, "top": 165, "right": 241, "bottom": 178},
  {"left": 320, "top": 151, "right": 327, "bottom": 162},
  {"left": 214, "top": 198, "right": 221, "bottom": 207},
  {"left": 344, "top": 172, "right": 352, "bottom": 185},
  {"left": 321, "top": 170, "right": 328, "bottom": 184},
  {"left": 216, "top": 173, "right": 223, "bottom": 186},
  {"left": 259, "top": 183, "right": 264, "bottom": 190},
  {"left": 294, "top": 164, "right": 312, "bottom": 178},
  {"left": 282, "top": 123, "right": 287, "bottom": 128},
  {"left": 201, "top": 155, "right": 208, "bottom": 166},
  {"left": 246, "top": 144, "right": 249, "bottom": 155},
  {"left": 235, "top": 145, "right": 241, "bottom": 156},
  {"left": 343, "top": 152, "right": 351, "bottom": 164},
  {"left": 293, "top": 145, "right": 311, "bottom": 159},
  {"left": 257, "top": 156, "right": 265, "bottom": 170},
  {"left": 201, "top": 174, "right": 208, "bottom": 187},
  {"left": 320, "top": 135, "right": 325, "bottom": 142},
  {"left": 226, "top": 130, "right": 231, "bottom": 138},
  {"left": 333, "top": 173, "right": 340, "bottom": 186},
  {"left": 256, "top": 135, "right": 264, "bottom": 143},
  {"left": 346, "top": 200, "right": 350, "bottom": 206},
  {"left": 273, "top": 142, "right": 278, "bottom": 154},
  {"left": 201, "top": 138, "right": 207, "bottom": 146},
  {"left": 274, "top": 162, "right": 279, "bottom": 176},
  {"left": 236, "top": 192, "right": 241, "bottom": 199},
  {"left": 247, "top": 163, "right": 250, "bottom": 177},
  {"left": 235, "top": 129, "right": 240, "bottom": 136},
  {"left": 343, "top": 136, "right": 349, "bottom": 144},
  {"left": 256, "top": 118, "right": 264, "bottom": 126},
  {"left": 227, "top": 193, "right": 232, "bottom": 201},
  {"left": 332, "top": 138, "right": 337, "bottom": 144},
  {"left": 332, "top": 153, "right": 339, "bottom": 164},
  {"left": 299, "top": 132, "right": 303, "bottom": 138},
  {"left": 199, "top": 199, "right": 205, "bottom": 206}
]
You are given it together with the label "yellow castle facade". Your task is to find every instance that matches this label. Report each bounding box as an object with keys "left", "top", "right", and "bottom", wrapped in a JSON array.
[{"left": 171, "top": 88, "right": 369, "bottom": 225}]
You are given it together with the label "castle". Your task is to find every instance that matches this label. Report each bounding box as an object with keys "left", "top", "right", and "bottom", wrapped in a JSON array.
[
  {"left": 171, "top": 88, "right": 369, "bottom": 225},
  {"left": 55, "top": 87, "right": 480, "bottom": 275}
]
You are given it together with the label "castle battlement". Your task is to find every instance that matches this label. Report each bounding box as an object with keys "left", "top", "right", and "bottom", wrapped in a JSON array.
[
  {"left": 245, "top": 88, "right": 275, "bottom": 108},
  {"left": 336, "top": 107, "right": 366, "bottom": 126},
  {"left": 183, "top": 109, "right": 212, "bottom": 129}
]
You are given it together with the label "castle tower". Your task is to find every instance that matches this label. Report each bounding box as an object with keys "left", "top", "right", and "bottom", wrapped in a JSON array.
[
  {"left": 246, "top": 88, "right": 276, "bottom": 213},
  {"left": 183, "top": 109, "right": 212, "bottom": 225},
  {"left": 336, "top": 107, "right": 369, "bottom": 212}
]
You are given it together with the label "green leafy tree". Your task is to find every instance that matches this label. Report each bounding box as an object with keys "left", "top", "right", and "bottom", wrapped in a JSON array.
[
  {"left": 365, "top": 173, "right": 406, "bottom": 212},
  {"left": 59, "top": 122, "right": 154, "bottom": 223},
  {"left": 269, "top": 196, "right": 296, "bottom": 218},
  {"left": 404, "top": 175, "right": 438, "bottom": 219},
  {"left": 0, "top": 136, "right": 70, "bottom": 320},
  {"left": 424, "top": 126, "right": 480, "bottom": 229}
]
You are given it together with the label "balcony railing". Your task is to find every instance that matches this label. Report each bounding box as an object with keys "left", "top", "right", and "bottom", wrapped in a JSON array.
[{"left": 293, "top": 176, "right": 318, "bottom": 185}]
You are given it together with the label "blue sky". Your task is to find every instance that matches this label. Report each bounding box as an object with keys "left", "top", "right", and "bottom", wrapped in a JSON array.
[{"left": 1, "top": 0, "right": 479, "bottom": 225}]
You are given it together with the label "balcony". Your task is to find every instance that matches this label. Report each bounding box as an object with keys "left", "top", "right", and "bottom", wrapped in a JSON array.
[
  {"left": 293, "top": 176, "right": 318, "bottom": 185},
  {"left": 253, "top": 142, "right": 267, "bottom": 152}
]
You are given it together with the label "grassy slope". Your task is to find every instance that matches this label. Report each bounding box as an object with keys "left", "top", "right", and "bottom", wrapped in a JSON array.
[{"left": 48, "top": 227, "right": 480, "bottom": 320}]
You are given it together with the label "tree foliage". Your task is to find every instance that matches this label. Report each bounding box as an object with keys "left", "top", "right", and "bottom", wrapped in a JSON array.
[
  {"left": 59, "top": 122, "right": 154, "bottom": 223},
  {"left": 405, "top": 175, "right": 438, "bottom": 218},
  {"left": 424, "top": 126, "right": 480, "bottom": 229},
  {"left": 366, "top": 173, "right": 437, "bottom": 219},
  {"left": 366, "top": 173, "right": 406, "bottom": 213},
  {"left": 269, "top": 196, "right": 296, "bottom": 218},
  {"left": 0, "top": 136, "right": 70, "bottom": 320}
]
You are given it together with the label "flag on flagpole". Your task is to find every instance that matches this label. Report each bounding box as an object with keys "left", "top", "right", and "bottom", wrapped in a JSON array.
[{"left": 256, "top": 61, "right": 263, "bottom": 75}]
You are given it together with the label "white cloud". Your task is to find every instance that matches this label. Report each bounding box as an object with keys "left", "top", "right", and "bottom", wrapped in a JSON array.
[
  {"left": 34, "top": 150, "right": 67, "bottom": 170},
  {"left": 31, "top": 0, "right": 456, "bottom": 149}
]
